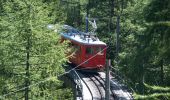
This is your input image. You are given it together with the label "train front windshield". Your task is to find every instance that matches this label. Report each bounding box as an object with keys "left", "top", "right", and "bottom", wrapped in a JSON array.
[{"left": 85, "top": 46, "right": 105, "bottom": 55}]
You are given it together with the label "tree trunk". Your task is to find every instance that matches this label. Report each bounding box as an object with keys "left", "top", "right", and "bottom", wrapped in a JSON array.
[{"left": 25, "top": 37, "right": 30, "bottom": 100}]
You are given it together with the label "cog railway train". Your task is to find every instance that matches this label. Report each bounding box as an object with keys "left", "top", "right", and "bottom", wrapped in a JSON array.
[{"left": 60, "top": 25, "right": 107, "bottom": 70}]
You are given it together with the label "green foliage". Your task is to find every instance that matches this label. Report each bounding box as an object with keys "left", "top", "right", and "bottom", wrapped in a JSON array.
[
  {"left": 0, "top": 0, "right": 72, "bottom": 99},
  {"left": 134, "top": 92, "right": 170, "bottom": 100},
  {"left": 134, "top": 83, "right": 170, "bottom": 99},
  {"left": 1, "top": 0, "right": 170, "bottom": 99},
  {"left": 54, "top": 0, "right": 170, "bottom": 98},
  {"left": 144, "top": 83, "right": 170, "bottom": 93},
  {"left": 115, "top": 0, "right": 170, "bottom": 99},
  {"left": 144, "top": 0, "right": 170, "bottom": 22}
]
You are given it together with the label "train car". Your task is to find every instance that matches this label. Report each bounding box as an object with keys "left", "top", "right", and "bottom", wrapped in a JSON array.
[{"left": 60, "top": 25, "right": 107, "bottom": 70}]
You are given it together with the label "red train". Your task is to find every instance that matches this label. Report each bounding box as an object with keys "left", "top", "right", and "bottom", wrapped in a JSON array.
[{"left": 61, "top": 25, "right": 107, "bottom": 70}]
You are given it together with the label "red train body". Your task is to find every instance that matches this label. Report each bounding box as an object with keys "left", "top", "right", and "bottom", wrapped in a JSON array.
[{"left": 61, "top": 25, "right": 107, "bottom": 70}]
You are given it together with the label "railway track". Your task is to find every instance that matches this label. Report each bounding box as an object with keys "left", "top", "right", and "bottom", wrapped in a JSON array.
[
  {"left": 64, "top": 65, "right": 133, "bottom": 100},
  {"left": 94, "top": 74, "right": 115, "bottom": 100},
  {"left": 78, "top": 71, "right": 116, "bottom": 100},
  {"left": 110, "top": 72, "right": 134, "bottom": 100},
  {"left": 99, "top": 72, "right": 133, "bottom": 100},
  {"left": 78, "top": 72, "right": 101, "bottom": 100},
  {"left": 84, "top": 73, "right": 105, "bottom": 100}
]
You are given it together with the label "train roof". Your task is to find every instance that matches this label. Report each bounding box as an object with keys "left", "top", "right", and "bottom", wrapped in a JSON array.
[{"left": 60, "top": 25, "right": 106, "bottom": 45}]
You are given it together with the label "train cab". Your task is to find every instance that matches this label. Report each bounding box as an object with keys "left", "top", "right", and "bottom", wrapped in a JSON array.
[
  {"left": 82, "top": 45, "right": 106, "bottom": 69},
  {"left": 60, "top": 25, "right": 107, "bottom": 70}
]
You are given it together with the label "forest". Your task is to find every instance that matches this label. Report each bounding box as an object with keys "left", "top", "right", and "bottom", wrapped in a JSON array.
[{"left": 0, "top": 0, "right": 170, "bottom": 99}]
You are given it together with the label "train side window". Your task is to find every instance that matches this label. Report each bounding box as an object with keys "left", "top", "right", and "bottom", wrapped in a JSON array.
[
  {"left": 96, "top": 47, "right": 104, "bottom": 55},
  {"left": 86, "top": 47, "right": 94, "bottom": 55}
]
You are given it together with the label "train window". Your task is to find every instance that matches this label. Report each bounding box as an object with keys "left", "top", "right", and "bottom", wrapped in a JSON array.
[
  {"left": 96, "top": 47, "right": 104, "bottom": 55},
  {"left": 86, "top": 47, "right": 94, "bottom": 55}
]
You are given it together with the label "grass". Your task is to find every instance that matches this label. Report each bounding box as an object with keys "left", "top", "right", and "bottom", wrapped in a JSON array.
[
  {"left": 144, "top": 83, "right": 170, "bottom": 93},
  {"left": 134, "top": 92, "right": 170, "bottom": 100},
  {"left": 133, "top": 83, "right": 170, "bottom": 100}
]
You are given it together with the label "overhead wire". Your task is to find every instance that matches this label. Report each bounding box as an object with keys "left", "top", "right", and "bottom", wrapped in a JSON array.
[
  {"left": 66, "top": 46, "right": 108, "bottom": 73},
  {"left": 0, "top": 46, "right": 108, "bottom": 99}
]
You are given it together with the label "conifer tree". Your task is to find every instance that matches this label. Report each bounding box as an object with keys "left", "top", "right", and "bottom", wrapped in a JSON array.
[{"left": 0, "top": 0, "right": 72, "bottom": 99}]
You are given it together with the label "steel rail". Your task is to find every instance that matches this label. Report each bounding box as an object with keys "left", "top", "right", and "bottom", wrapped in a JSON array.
[
  {"left": 87, "top": 74, "right": 103, "bottom": 99},
  {"left": 77, "top": 72, "right": 94, "bottom": 100},
  {"left": 110, "top": 71, "right": 133, "bottom": 99},
  {"left": 95, "top": 74, "right": 116, "bottom": 99},
  {"left": 92, "top": 75, "right": 106, "bottom": 99},
  {"left": 64, "top": 65, "right": 84, "bottom": 99}
]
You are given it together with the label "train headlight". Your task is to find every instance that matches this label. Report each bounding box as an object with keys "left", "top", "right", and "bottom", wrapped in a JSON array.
[{"left": 97, "top": 65, "right": 103, "bottom": 68}]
